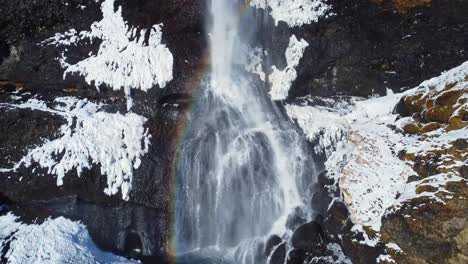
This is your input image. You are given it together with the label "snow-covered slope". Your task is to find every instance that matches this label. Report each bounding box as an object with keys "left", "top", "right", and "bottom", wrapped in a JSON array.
[
  {"left": 0, "top": 212, "right": 136, "bottom": 264},
  {"left": 287, "top": 61, "right": 468, "bottom": 251}
]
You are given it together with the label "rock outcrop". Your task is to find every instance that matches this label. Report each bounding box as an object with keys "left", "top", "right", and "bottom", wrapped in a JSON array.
[
  {"left": 1, "top": 0, "right": 467, "bottom": 263},
  {"left": 0, "top": 0, "right": 206, "bottom": 260},
  {"left": 267, "top": 0, "right": 468, "bottom": 98}
]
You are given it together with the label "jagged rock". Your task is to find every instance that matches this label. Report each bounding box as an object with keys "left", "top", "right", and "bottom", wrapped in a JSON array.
[
  {"left": 322, "top": 200, "right": 349, "bottom": 243},
  {"left": 341, "top": 221, "right": 384, "bottom": 264}
]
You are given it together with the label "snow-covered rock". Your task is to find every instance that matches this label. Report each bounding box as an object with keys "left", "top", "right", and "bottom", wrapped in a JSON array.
[
  {"left": 0, "top": 213, "right": 136, "bottom": 263},
  {"left": 290, "top": 60, "right": 467, "bottom": 232},
  {"left": 0, "top": 97, "right": 151, "bottom": 201},
  {"left": 44, "top": 0, "right": 174, "bottom": 110},
  {"left": 269, "top": 35, "right": 308, "bottom": 100},
  {"left": 286, "top": 104, "right": 348, "bottom": 156},
  {"left": 250, "top": 0, "right": 332, "bottom": 27}
]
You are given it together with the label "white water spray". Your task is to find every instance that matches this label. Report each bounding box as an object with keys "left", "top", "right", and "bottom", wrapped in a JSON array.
[{"left": 175, "top": 1, "right": 317, "bottom": 262}]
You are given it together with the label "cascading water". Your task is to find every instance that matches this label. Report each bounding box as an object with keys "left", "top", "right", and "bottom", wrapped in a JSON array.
[{"left": 175, "top": 0, "right": 318, "bottom": 262}]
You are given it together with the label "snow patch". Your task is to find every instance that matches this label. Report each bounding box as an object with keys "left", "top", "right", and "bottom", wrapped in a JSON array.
[
  {"left": 0, "top": 213, "right": 136, "bottom": 263},
  {"left": 269, "top": 35, "right": 308, "bottom": 100},
  {"left": 377, "top": 254, "right": 396, "bottom": 263},
  {"left": 250, "top": 0, "right": 332, "bottom": 27},
  {"left": 307, "top": 243, "right": 352, "bottom": 264},
  {"left": 417, "top": 60, "right": 468, "bottom": 94},
  {"left": 286, "top": 104, "right": 348, "bottom": 156},
  {"left": 44, "top": 0, "right": 174, "bottom": 110},
  {"left": 1, "top": 97, "right": 150, "bottom": 201}
]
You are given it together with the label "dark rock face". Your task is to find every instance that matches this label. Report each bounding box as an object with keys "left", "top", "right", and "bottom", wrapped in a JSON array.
[
  {"left": 265, "top": 0, "right": 468, "bottom": 99},
  {"left": 0, "top": 0, "right": 206, "bottom": 261}
]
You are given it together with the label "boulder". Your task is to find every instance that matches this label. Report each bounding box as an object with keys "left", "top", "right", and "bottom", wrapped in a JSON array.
[
  {"left": 291, "top": 221, "right": 324, "bottom": 255},
  {"left": 269, "top": 242, "right": 286, "bottom": 264},
  {"left": 286, "top": 248, "right": 307, "bottom": 264},
  {"left": 265, "top": 235, "right": 283, "bottom": 257}
]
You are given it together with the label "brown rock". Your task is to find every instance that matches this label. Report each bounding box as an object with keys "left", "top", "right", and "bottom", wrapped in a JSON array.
[
  {"left": 393, "top": 0, "right": 432, "bottom": 13},
  {"left": 425, "top": 105, "right": 455, "bottom": 123},
  {"left": 402, "top": 122, "right": 421, "bottom": 134},
  {"left": 403, "top": 94, "right": 426, "bottom": 115},
  {"left": 420, "top": 122, "right": 443, "bottom": 134},
  {"left": 381, "top": 181, "right": 468, "bottom": 264},
  {"left": 434, "top": 89, "right": 463, "bottom": 107}
]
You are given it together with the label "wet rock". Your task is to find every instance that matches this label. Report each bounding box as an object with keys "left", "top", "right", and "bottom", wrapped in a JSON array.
[
  {"left": 286, "top": 248, "right": 307, "bottom": 264},
  {"left": 286, "top": 207, "right": 308, "bottom": 231},
  {"left": 311, "top": 171, "right": 336, "bottom": 215},
  {"left": 265, "top": 235, "right": 283, "bottom": 257},
  {"left": 322, "top": 200, "right": 349, "bottom": 243},
  {"left": 269, "top": 242, "right": 286, "bottom": 264},
  {"left": 291, "top": 221, "right": 324, "bottom": 255}
]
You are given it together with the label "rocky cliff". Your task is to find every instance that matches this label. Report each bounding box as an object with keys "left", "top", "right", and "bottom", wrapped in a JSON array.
[{"left": 0, "top": 0, "right": 467, "bottom": 263}]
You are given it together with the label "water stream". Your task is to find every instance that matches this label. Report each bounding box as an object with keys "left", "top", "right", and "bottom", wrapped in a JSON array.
[{"left": 175, "top": 1, "right": 318, "bottom": 262}]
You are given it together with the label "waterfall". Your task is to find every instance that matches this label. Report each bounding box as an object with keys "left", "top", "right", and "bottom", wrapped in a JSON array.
[{"left": 175, "top": 0, "right": 317, "bottom": 262}]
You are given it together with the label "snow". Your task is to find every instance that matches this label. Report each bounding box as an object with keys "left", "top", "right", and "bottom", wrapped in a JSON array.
[
  {"left": 269, "top": 35, "right": 308, "bottom": 100},
  {"left": 0, "top": 97, "right": 151, "bottom": 201},
  {"left": 338, "top": 126, "right": 414, "bottom": 231},
  {"left": 307, "top": 243, "right": 352, "bottom": 264},
  {"left": 250, "top": 0, "right": 332, "bottom": 27},
  {"left": 326, "top": 243, "right": 353, "bottom": 264},
  {"left": 44, "top": 0, "right": 174, "bottom": 110},
  {"left": 0, "top": 213, "right": 21, "bottom": 240},
  {"left": 0, "top": 213, "right": 136, "bottom": 264},
  {"left": 286, "top": 104, "right": 348, "bottom": 156},
  {"left": 386, "top": 242, "right": 403, "bottom": 252},
  {"left": 416, "top": 60, "right": 468, "bottom": 94},
  {"left": 377, "top": 254, "right": 396, "bottom": 263},
  {"left": 286, "top": 61, "right": 468, "bottom": 245}
]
